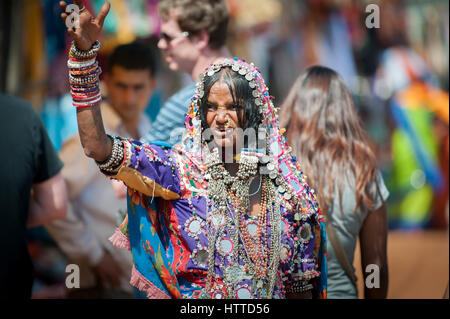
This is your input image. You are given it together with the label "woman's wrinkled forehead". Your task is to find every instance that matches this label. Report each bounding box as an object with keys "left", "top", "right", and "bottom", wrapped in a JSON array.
[
  {"left": 197, "top": 58, "right": 268, "bottom": 111},
  {"left": 207, "top": 79, "right": 235, "bottom": 103},
  {"left": 203, "top": 68, "right": 242, "bottom": 102}
]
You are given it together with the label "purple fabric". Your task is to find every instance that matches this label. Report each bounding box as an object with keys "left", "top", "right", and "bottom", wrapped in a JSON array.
[
  {"left": 171, "top": 197, "right": 208, "bottom": 271},
  {"left": 126, "top": 140, "right": 181, "bottom": 195},
  {"left": 124, "top": 139, "right": 319, "bottom": 298}
]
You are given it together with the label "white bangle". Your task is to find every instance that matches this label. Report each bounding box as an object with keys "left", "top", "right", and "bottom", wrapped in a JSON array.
[
  {"left": 70, "top": 40, "right": 101, "bottom": 59},
  {"left": 72, "top": 95, "right": 102, "bottom": 106},
  {"left": 67, "top": 58, "right": 97, "bottom": 69}
]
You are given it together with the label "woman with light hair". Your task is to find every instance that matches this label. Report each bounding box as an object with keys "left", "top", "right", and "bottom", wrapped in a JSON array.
[{"left": 279, "top": 66, "right": 389, "bottom": 298}]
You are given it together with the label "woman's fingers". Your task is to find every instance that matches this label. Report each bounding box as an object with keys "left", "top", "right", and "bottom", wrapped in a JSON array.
[
  {"left": 60, "top": 0, "right": 89, "bottom": 20},
  {"left": 67, "top": 28, "right": 76, "bottom": 40},
  {"left": 73, "top": 0, "right": 84, "bottom": 8},
  {"left": 59, "top": 1, "right": 67, "bottom": 11},
  {"left": 60, "top": 1, "right": 79, "bottom": 30},
  {"left": 60, "top": 12, "right": 69, "bottom": 27},
  {"left": 60, "top": 1, "right": 67, "bottom": 24},
  {"left": 59, "top": 0, "right": 105, "bottom": 48},
  {"left": 95, "top": 1, "right": 110, "bottom": 28}
]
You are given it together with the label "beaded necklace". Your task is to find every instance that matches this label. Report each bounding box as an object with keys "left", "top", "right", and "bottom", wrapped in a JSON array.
[
  {"left": 204, "top": 149, "right": 281, "bottom": 298},
  {"left": 179, "top": 58, "right": 323, "bottom": 298}
]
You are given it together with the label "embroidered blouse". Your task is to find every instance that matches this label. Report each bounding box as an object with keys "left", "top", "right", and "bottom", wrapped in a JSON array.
[{"left": 108, "top": 138, "right": 327, "bottom": 299}]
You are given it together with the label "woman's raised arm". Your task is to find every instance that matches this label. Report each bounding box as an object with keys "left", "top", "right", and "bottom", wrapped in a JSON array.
[{"left": 60, "top": 0, "right": 111, "bottom": 162}]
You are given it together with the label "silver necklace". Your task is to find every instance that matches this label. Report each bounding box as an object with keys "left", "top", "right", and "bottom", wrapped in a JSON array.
[
  {"left": 248, "top": 174, "right": 262, "bottom": 196},
  {"left": 204, "top": 148, "right": 281, "bottom": 298}
]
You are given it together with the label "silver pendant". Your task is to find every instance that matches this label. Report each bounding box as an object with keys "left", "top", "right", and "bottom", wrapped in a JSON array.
[
  {"left": 225, "top": 264, "right": 246, "bottom": 284},
  {"left": 256, "top": 280, "right": 264, "bottom": 289},
  {"left": 260, "top": 155, "right": 270, "bottom": 164}
]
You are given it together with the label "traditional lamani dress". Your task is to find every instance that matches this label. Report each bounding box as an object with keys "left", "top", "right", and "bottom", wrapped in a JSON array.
[{"left": 106, "top": 58, "right": 327, "bottom": 299}]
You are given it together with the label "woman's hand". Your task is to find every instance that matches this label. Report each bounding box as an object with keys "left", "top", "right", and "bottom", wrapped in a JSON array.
[
  {"left": 60, "top": 1, "right": 112, "bottom": 162},
  {"left": 59, "top": 0, "right": 110, "bottom": 51}
]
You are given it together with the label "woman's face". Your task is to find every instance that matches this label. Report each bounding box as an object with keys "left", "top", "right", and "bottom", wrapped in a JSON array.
[{"left": 206, "top": 81, "right": 242, "bottom": 150}]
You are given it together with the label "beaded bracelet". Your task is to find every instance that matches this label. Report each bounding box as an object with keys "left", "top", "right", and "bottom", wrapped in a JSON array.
[
  {"left": 72, "top": 96, "right": 102, "bottom": 108},
  {"left": 70, "top": 66, "right": 101, "bottom": 78},
  {"left": 69, "top": 40, "right": 101, "bottom": 60},
  {"left": 71, "top": 86, "right": 99, "bottom": 93},
  {"left": 69, "top": 77, "right": 100, "bottom": 86},
  {"left": 95, "top": 135, "right": 125, "bottom": 173},
  {"left": 72, "top": 93, "right": 102, "bottom": 103},
  {"left": 71, "top": 89, "right": 100, "bottom": 97},
  {"left": 69, "top": 65, "right": 100, "bottom": 76},
  {"left": 69, "top": 73, "right": 99, "bottom": 84},
  {"left": 72, "top": 91, "right": 102, "bottom": 101},
  {"left": 69, "top": 72, "right": 100, "bottom": 83},
  {"left": 71, "top": 86, "right": 99, "bottom": 95},
  {"left": 70, "top": 63, "right": 99, "bottom": 75},
  {"left": 285, "top": 281, "right": 314, "bottom": 294},
  {"left": 68, "top": 41, "right": 103, "bottom": 108},
  {"left": 71, "top": 82, "right": 99, "bottom": 90},
  {"left": 68, "top": 64, "right": 98, "bottom": 73},
  {"left": 67, "top": 57, "right": 97, "bottom": 69},
  {"left": 71, "top": 90, "right": 100, "bottom": 99}
]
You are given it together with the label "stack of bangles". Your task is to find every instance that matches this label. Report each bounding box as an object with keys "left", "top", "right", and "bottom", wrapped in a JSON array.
[
  {"left": 67, "top": 40, "right": 102, "bottom": 108},
  {"left": 96, "top": 135, "right": 124, "bottom": 174}
]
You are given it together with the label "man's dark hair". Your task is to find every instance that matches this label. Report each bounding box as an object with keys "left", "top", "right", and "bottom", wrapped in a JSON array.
[
  {"left": 159, "top": 0, "right": 229, "bottom": 50},
  {"left": 106, "top": 42, "right": 157, "bottom": 78}
]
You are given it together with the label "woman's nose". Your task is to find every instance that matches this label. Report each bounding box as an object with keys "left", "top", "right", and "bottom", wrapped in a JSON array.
[{"left": 215, "top": 109, "right": 228, "bottom": 124}]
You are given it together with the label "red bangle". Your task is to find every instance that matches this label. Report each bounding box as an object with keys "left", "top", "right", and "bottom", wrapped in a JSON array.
[
  {"left": 70, "top": 65, "right": 99, "bottom": 75},
  {"left": 72, "top": 92, "right": 101, "bottom": 102}
]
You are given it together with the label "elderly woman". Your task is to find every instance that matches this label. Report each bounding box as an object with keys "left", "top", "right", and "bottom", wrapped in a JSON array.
[{"left": 60, "top": 0, "right": 326, "bottom": 299}]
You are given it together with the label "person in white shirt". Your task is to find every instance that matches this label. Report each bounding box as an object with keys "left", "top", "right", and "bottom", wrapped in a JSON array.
[{"left": 45, "top": 42, "right": 156, "bottom": 298}]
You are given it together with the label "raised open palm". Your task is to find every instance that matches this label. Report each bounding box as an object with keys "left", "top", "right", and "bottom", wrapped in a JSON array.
[{"left": 60, "top": 0, "right": 110, "bottom": 51}]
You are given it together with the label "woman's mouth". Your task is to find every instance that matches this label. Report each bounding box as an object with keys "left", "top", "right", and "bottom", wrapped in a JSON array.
[{"left": 214, "top": 127, "right": 234, "bottom": 138}]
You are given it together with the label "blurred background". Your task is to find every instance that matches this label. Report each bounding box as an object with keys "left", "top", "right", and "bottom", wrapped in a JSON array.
[{"left": 0, "top": 0, "right": 448, "bottom": 299}]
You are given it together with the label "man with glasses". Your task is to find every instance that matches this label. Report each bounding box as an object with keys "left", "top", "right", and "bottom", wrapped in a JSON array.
[{"left": 141, "top": 0, "right": 231, "bottom": 146}]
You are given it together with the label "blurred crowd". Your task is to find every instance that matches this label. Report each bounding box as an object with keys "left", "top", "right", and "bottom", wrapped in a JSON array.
[{"left": 0, "top": 0, "right": 448, "bottom": 298}]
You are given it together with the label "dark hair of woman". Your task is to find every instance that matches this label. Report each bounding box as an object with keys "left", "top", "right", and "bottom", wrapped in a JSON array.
[
  {"left": 279, "top": 65, "right": 381, "bottom": 215},
  {"left": 199, "top": 67, "right": 262, "bottom": 147}
]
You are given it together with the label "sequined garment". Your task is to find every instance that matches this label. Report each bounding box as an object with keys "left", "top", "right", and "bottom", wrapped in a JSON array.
[{"left": 107, "top": 58, "right": 327, "bottom": 299}]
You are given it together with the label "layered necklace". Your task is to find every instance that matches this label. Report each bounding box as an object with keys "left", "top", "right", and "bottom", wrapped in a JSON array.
[{"left": 204, "top": 148, "right": 281, "bottom": 298}]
